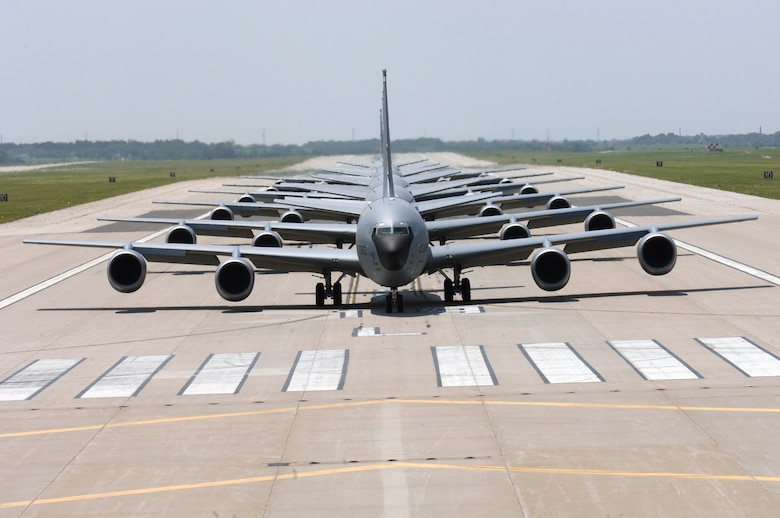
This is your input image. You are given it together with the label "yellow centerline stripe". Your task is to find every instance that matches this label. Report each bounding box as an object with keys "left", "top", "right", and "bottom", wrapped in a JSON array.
[
  {"left": 3, "top": 461, "right": 779, "bottom": 509},
  {"left": 3, "top": 398, "right": 780, "bottom": 440}
]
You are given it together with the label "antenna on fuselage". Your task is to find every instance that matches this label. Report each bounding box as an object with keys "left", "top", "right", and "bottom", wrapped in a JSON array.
[{"left": 381, "top": 69, "right": 395, "bottom": 199}]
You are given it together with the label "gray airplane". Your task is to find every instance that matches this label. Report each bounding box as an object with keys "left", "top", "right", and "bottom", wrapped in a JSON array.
[{"left": 25, "top": 70, "right": 757, "bottom": 312}]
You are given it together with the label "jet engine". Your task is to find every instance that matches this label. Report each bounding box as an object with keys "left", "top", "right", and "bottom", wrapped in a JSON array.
[
  {"left": 530, "top": 247, "right": 571, "bottom": 291},
  {"left": 107, "top": 249, "right": 147, "bottom": 293},
  {"left": 520, "top": 184, "right": 539, "bottom": 195},
  {"left": 584, "top": 210, "right": 615, "bottom": 231},
  {"left": 478, "top": 204, "right": 503, "bottom": 217},
  {"left": 637, "top": 232, "right": 677, "bottom": 275},
  {"left": 499, "top": 222, "right": 531, "bottom": 240},
  {"left": 252, "top": 231, "right": 283, "bottom": 247},
  {"left": 215, "top": 257, "right": 255, "bottom": 302},
  {"left": 280, "top": 210, "right": 304, "bottom": 223},
  {"left": 546, "top": 196, "right": 571, "bottom": 210},
  {"left": 166, "top": 224, "right": 197, "bottom": 244},
  {"left": 210, "top": 206, "right": 234, "bottom": 220},
  {"left": 236, "top": 194, "right": 256, "bottom": 203}
]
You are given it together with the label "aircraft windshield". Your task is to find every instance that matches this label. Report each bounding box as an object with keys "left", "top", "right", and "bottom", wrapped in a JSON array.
[{"left": 374, "top": 225, "right": 411, "bottom": 236}]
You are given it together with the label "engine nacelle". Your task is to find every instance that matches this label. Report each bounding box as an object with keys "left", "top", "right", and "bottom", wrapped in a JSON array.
[
  {"left": 530, "top": 247, "right": 571, "bottom": 291},
  {"left": 520, "top": 184, "right": 539, "bottom": 195},
  {"left": 280, "top": 210, "right": 304, "bottom": 223},
  {"left": 546, "top": 196, "right": 571, "bottom": 210},
  {"left": 252, "top": 231, "right": 283, "bottom": 247},
  {"left": 107, "top": 249, "right": 147, "bottom": 293},
  {"left": 236, "top": 194, "right": 256, "bottom": 203},
  {"left": 166, "top": 224, "right": 197, "bottom": 244},
  {"left": 637, "top": 232, "right": 677, "bottom": 276},
  {"left": 215, "top": 257, "right": 255, "bottom": 302},
  {"left": 499, "top": 177, "right": 514, "bottom": 184},
  {"left": 210, "top": 206, "right": 234, "bottom": 220},
  {"left": 584, "top": 210, "right": 615, "bottom": 231},
  {"left": 478, "top": 204, "right": 503, "bottom": 217},
  {"left": 499, "top": 222, "right": 531, "bottom": 240}
]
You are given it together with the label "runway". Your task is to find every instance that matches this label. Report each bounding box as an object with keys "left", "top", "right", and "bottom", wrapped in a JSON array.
[{"left": 1, "top": 156, "right": 779, "bottom": 516}]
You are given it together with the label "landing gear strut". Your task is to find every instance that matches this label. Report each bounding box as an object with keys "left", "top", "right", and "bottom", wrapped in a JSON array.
[
  {"left": 385, "top": 288, "right": 404, "bottom": 314},
  {"left": 315, "top": 271, "right": 343, "bottom": 306},
  {"left": 442, "top": 266, "right": 471, "bottom": 302}
]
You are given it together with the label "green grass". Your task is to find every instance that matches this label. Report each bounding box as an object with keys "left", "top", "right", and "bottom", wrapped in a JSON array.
[
  {"left": 466, "top": 148, "right": 780, "bottom": 200},
  {"left": 0, "top": 157, "right": 304, "bottom": 223}
]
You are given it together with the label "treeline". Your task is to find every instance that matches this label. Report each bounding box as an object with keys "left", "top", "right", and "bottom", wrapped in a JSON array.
[{"left": 2, "top": 131, "right": 780, "bottom": 164}]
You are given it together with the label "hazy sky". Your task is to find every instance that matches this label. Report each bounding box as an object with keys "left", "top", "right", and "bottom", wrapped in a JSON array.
[{"left": 2, "top": 0, "right": 778, "bottom": 145}]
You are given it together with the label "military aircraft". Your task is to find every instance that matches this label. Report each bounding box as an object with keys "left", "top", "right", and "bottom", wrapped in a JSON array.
[{"left": 24, "top": 70, "right": 757, "bottom": 312}]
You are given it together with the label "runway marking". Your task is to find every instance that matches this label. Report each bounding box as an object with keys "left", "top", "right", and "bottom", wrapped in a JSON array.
[
  {"left": 697, "top": 336, "right": 780, "bottom": 377},
  {"left": 432, "top": 345, "right": 498, "bottom": 387},
  {"left": 77, "top": 355, "right": 172, "bottom": 398},
  {"left": 519, "top": 342, "right": 603, "bottom": 383},
  {"left": 0, "top": 358, "right": 84, "bottom": 401},
  {"left": 609, "top": 340, "right": 701, "bottom": 380},
  {"left": 5, "top": 397, "right": 780, "bottom": 440},
  {"left": 352, "top": 326, "right": 426, "bottom": 337},
  {"left": 615, "top": 216, "right": 780, "bottom": 285},
  {"left": 179, "top": 352, "right": 259, "bottom": 395},
  {"left": 3, "top": 460, "right": 780, "bottom": 509},
  {"left": 445, "top": 305, "right": 485, "bottom": 314},
  {"left": 282, "top": 349, "right": 348, "bottom": 391},
  {"left": 341, "top": 309, "right": 363, "bottom": 318}
]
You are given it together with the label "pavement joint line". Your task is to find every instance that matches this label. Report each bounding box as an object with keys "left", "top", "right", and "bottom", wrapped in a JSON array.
[
  {"left": 2, "top": 461, "right": 779, "bottom": 509},
  {"left": 3, "top": 398, "right": 780, "bottom": 439}
]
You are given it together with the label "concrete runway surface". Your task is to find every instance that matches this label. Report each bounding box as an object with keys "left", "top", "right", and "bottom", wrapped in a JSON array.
[{"left": 0, "top": 155, "right": 778, "bottom": 516}]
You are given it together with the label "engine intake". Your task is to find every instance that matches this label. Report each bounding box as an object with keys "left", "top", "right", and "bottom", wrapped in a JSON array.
[
  {"left": 520, "top": 184, "right": 539, "bottom": 195},
  {"left": 637, "top": 232, "right": 676, "bottom": 275},
  {"left": 210, "top": 206, "right": 234, "bottom": 220},
  {"left": 546, "top": 196, "right": 571, "bottom": 210},
  {"left": 237, "top": 194, "right": 256, "bottom": 203},
  {"left": 478, "top": 204, "right": 503, "bottom": 217},
  {"left": 215, "top": 257, "right": 255, "bottom": 302},
  {"left": 530, "top": 247, "right": 571, "bottom": 291},
  {"left": 166, "top": 224, "right": 197, "bottom": 244},
  {"left": 280, "top": 210, "right": 304, "bottom": 223},
  {"left": 252, "top": 231, "right": 283, "bottom": 247},
  {"left": 499, "top": 222, "right": 531, "bottom": 240},
  {"left": 584, "top": 210, "right": 615, "bottom": 231},
  {"left": 107, "top": 249, "right": 147, "bottom": 293}
]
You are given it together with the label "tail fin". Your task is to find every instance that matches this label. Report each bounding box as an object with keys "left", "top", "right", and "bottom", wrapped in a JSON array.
[{"left": 381, "top": 69, "right": 395, "bottom": 198}]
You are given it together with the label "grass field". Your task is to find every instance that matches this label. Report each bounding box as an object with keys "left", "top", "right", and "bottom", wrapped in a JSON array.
[
  {"left": 466, "top": 147, "right": 780, "bottom": 200},
  {"left": 1, "top": 148, "right": 778, "bottom": 224},
  {"left": 0, "top": 157, "right": 303, "bottom": 223}
]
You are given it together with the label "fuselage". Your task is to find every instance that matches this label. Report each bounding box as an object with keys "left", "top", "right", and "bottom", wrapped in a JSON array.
[{"left": 355, "top": 197, "right": 429, "bottom": 288}]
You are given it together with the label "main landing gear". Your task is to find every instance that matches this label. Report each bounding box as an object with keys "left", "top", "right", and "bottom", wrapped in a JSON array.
[
  {"left": 442, "top": 266, "right": 471, "bottom": 302},
  {"left": 315, "top": 272, "right": 343, "bottom": 306}
]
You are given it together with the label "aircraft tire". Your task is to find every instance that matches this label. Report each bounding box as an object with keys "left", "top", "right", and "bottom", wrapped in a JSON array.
[
  {"left": 444, "top": 279, "right": 454, "bottom": 302},
  {"left": 333, "top": 282, "right": 343, "bottom": 306},
  {"left": 461, "top": 278, "right": 471, "bottom": 302},
  {"left": 315, "top": 283, "right": 326, "bottom": 306},
  {"left": 397, "top": 294, "right": 404, "bottom": 313}
]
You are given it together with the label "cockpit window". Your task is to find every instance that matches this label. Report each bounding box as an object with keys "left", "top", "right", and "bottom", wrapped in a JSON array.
[{"left": 374, "top": 224, "right": 411, "bottom": 236}]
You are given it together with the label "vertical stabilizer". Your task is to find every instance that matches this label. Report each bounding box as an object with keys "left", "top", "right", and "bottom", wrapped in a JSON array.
[{"left": 381, "top": 70, "right": 395, "bottom": 198}]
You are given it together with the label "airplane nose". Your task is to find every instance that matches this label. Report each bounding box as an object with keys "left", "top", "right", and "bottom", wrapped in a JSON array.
[{"left": 372, "top": 233, "right": 414, "bottom": 271}]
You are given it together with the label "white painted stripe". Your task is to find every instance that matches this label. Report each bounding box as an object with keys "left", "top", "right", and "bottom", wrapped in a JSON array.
[
  {"left": 79, "top": 355, "right": 171, "bottom": 398},
  {"left": 1, "top": 213, "right": 211, "bottom": 310},
  {"left": 445, "top": 305, "right": 485, "bottom": 314},
  {"left": 434, "top": 345, "right": 497, "bottom": 387},
  {"left": 0, "top": 358, "right": 84, "bottom": 401},
  {"left": 520, "top": 342, "right": 602, "bottom": 384},
  {"left": 698, "top": 337, "right": 780, "bottom": 377},
  {"left": 180, "top": 352, "right": 259, "bottom": 395},
  {"left": 609, "top": 340, "right": 700, "bottom": 380},
  {"left": 283, "top": 349, "right": 347, "bottom": 392},
  {"left": 614, "top": 216, "right": 779, "bottom": 286}
]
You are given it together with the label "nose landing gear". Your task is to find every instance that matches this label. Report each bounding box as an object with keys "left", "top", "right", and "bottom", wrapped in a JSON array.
[{"left": 442, "top": 266, "right": 471, "bottom": 302}]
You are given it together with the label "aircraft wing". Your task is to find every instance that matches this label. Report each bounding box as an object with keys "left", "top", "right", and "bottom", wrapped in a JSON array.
[
  {"left": 98, "top": 216, "right": 358, "bottom": 244},
  {"left": 424, "top": 216, "right": 757, "bottom": 272},
  {"left": 24, "top": 239, "right": 364, "bottom": 274}
]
